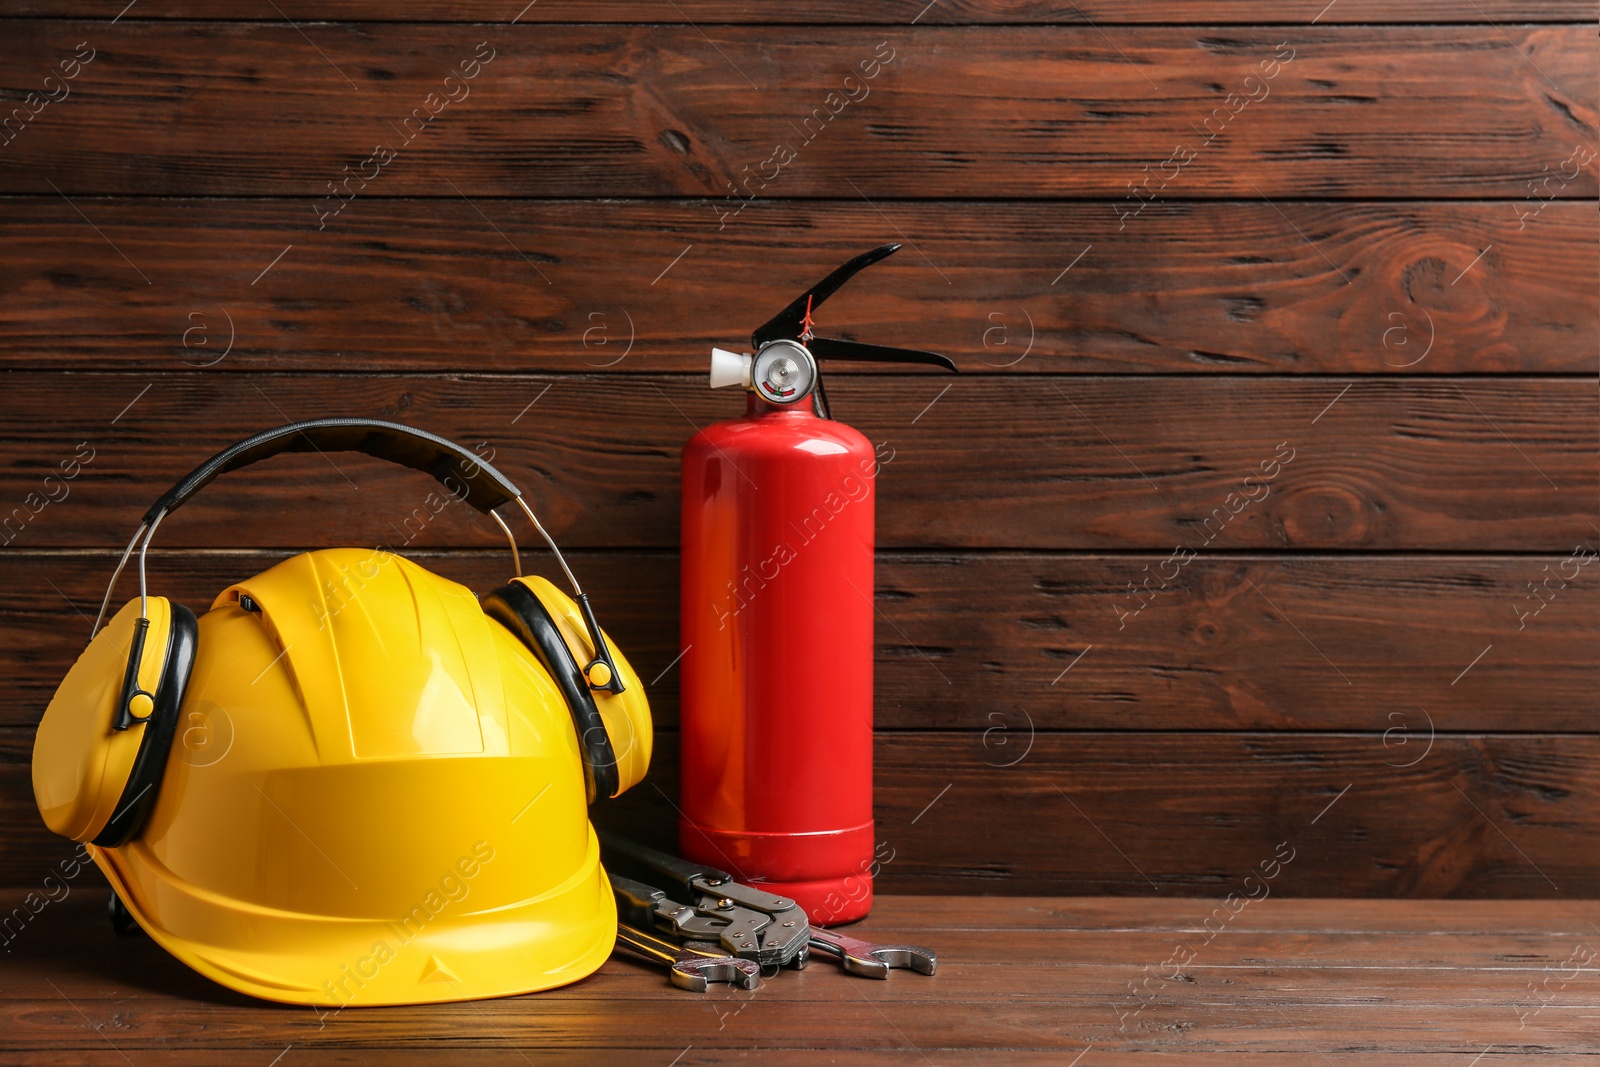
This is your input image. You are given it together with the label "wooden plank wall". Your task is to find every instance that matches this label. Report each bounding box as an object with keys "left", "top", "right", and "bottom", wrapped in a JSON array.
[{"left": 0, "top": 2, "right": 1595, "bottom": 898}]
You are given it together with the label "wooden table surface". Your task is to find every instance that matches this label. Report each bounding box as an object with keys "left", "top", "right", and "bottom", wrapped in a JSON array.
[{"left": 5, "top": 889, "right": 1599, "bottom": 1065}]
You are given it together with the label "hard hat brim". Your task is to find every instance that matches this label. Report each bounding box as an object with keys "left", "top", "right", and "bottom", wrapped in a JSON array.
[{"left": 91, "top": 836, "right": 617, "bottom": 1006}]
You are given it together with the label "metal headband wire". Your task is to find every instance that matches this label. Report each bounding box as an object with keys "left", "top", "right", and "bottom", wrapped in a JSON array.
[
  {"left": 92, "top": 521, "right": 149, "bottom": 637},
  {"left": 514, "top": 494, "right": 582, "bottom": 595},
  {"left": 137, "top": 508, "right": 168, "bottom": 617},
  {"left": 488, "top": 509, "right": 522, "bottom": 577}
]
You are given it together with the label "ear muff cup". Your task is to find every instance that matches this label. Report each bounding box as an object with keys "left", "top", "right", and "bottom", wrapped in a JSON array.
[
  {"left": 94, "top": 603, "right": 198, "bottom": 847},
  {"left": 483, "top": 583, "right": 620, "bottom": 804}
]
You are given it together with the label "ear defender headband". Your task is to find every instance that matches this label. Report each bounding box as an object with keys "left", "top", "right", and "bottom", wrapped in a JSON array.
[{"left": 50, "top": 419, "right": 625, "bottom": 847}]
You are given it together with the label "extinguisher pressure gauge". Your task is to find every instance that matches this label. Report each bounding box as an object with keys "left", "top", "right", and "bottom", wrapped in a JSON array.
[
  {"left": 752, "top": 340, "right": 816, "bottom": 405},
  {"left": 709, "top": 340, "right": 817, "bottom": 406}
]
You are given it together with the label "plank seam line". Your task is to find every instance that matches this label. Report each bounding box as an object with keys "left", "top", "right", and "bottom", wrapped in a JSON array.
[
  {"left": 0, "top": 17, "right": 1593, "bottom": 27},
  {"left": 4, "top": 374, "right": 1594, "bottom": 382}
]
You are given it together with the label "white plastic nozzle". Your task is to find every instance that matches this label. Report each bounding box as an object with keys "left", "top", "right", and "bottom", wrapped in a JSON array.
[{"left": 709, "top": 347, "right": 754, "bottom": 390}]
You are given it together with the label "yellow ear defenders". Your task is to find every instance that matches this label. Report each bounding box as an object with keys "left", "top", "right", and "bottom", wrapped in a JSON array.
[
  {"left": 35, "top": 418, "right": 641, "bottom": 848},
  {"left": 31, "top": 419, "right": 652, "bottom": 1005}
]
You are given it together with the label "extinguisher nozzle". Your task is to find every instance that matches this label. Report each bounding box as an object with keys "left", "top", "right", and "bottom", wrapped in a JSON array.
[{"left": 709, "top": 348, "right": 754, "bottom": 391}]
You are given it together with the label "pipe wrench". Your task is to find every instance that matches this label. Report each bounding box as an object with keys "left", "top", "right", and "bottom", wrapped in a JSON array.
[{"left": 600, "top": 831, "right": 810, "bottom": 970}]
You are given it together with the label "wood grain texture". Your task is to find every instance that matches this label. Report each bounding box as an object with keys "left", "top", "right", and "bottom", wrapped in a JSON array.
[
  {"left": 2, "top": 895, "right": 1600, "bottom": 1062},
  {"left": 1, "top": 0, "right": 1596, "bottom": 928},
  {"left": 2, "top": 199, "right": 1592, "bottom": 375},
  {"left": 4, "top": 729, "right": 1597, "bottom": 896},
  {"left": 15, "top": 896, "right": 1600, "bottom": 989},
  {"left": 1, "top": 1056, "right": 1586, "bottom": 1067},
  {"left": 1, "top": 24, "right": 1593, "bottom": 198},
  {"left": 599, "top": 732, "right": 1600, "bottom": 897},
  {"left": 1, "top": 1, "right": 1591, "bottom": 22},
  {"left": 0, "top": 373, "right": 1591, "bottom": 551},
  {"left": 1, "top": 551, "right": 1593, "bottom": 732}
]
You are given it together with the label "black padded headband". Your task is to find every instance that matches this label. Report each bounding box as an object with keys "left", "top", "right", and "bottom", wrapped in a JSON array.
[{"left": 142, "top": 418, "right": 520, "bottom": 524}]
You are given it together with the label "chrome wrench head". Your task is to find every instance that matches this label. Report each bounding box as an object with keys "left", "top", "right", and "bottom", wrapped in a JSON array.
[
  {"left": 615, "top": 922, "right": 761, "bottom": 992},
  {"left": 807, "top": 927, "right": 938, "bottom": 979},
  {"left": 669, "top": 949, "right": 762, "bottom": 993}
]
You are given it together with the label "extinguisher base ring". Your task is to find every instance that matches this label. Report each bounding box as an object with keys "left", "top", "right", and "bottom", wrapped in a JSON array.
[{"left": 677, "top": 817, "right": 877, "bottom": 926}]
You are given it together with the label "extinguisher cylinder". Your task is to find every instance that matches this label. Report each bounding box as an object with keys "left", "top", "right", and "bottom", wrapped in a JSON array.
[{"left": 679, "top": 396, "right": 879, "bottom": 925}]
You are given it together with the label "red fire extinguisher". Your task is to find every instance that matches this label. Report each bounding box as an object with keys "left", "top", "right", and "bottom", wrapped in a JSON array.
[{"left": 678, "top": 244, "right": 955, "bottom": 925}]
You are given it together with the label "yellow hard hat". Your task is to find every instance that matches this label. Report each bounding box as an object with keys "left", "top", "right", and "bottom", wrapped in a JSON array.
[{"left": 31, "top": 420, "right": 651, "bottom": 1006}]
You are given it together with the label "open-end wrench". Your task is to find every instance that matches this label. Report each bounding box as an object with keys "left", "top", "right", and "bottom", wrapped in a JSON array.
[
  {"left": 806, "top": 927, "right": 937, "bottom": 979},
  {"left": 614, "top": 922, "right": 761, "bottom": 992}
]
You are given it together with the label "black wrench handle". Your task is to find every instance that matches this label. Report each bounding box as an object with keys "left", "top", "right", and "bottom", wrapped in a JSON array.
[{"left": 600, "top": 830, "right": 731, "bottom": 897}]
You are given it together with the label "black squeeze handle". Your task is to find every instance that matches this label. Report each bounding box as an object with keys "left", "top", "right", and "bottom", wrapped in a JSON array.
[
  {"left": 142, "top": 418, "right": 520, "bottom": 524},
  {"left": 752, "top": 244, "right": 902, "bottom": 348},
  {"left": 808, "top": 337, "right": 957, "bottom": 372},
  {"left": 749, "top": 244, "right": 957, "bottom": 374}
]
